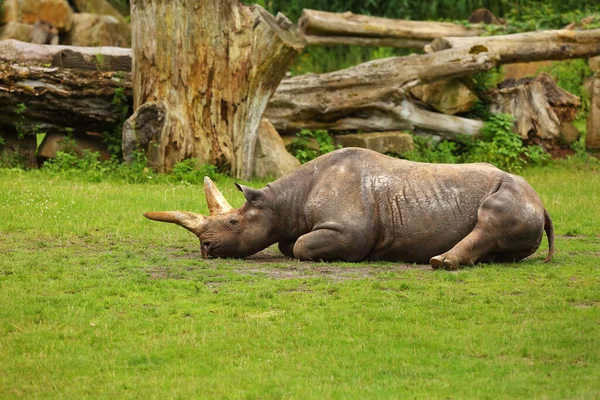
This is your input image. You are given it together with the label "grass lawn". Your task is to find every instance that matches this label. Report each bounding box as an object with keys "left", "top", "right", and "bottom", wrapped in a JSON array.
[{"left": 0, "top": 162, "right": 599, "bottom": 399}]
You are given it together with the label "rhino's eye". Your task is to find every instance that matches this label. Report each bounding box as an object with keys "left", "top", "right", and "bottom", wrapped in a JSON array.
[{"left": 229, "top": 219, "right": 240, "bottom": 226}]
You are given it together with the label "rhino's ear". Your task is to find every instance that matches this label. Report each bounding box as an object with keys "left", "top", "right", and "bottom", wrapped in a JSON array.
[{"left": 235, "top": 183, "right": 265, "bottom": 206}]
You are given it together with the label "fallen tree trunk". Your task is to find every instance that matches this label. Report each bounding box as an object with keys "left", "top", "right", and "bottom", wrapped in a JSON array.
[
  {"left": 0, "top": 39, "right": 131, "bottom": 70},
  {"left": 426, "top": 28, "right": 600, "bottom": 63},
  {"left": 299, "top": 9, "right": 482, "bottom": 48},
  {"left": 0, "top": 61, "right": 131, "bottom": 135},
  {"left": 303, "top": 35, "right": 429, "bottom": 48},
  {"left": 488, "top": 73, "right": 581, "bottom": 141},
  {"left": 265, "top": 45, "right": 498, "bottom": 137},
  {"left": 2, "top": 29, "right": 598, "bottom": 141}
]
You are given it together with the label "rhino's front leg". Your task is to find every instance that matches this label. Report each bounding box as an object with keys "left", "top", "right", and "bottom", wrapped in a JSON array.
[
  {"left": 278, "top": 241, "right": 296, "bottom": 258},
  {"left": 293, "top": 224, "right": 368, "bottom": 262}
]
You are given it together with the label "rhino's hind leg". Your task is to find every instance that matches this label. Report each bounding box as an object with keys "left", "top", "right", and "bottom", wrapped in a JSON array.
[
  {"left": 293, "top": 226, "right": 368, "bottom": 262},
  {"left": 430, "top": 180, "right": 545, "bottom": 270},
  {"left": 430, "top": 227, "right": 495, "bottom": 270}
]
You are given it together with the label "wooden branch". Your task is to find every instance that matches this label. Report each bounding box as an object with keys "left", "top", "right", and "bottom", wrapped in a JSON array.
[
  {"left": 0, "top": 61, "right": 131, "bottom": 134},
  {"left": 264, "top": 46, "right": 498, "bottom": 136},
  {"left": 299, "top": 9, "right": 483, "bottom": 41},
  {"left": 303, "top": 35, "right": 429, "bottom": 48},
  {"left": 426, "top": 29, "right": 600, "bottom": 63},
  {"left": 0, "top": 39, "right": 131, "bottom": 70}
]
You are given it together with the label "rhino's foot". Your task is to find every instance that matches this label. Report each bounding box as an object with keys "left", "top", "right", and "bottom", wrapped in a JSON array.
[{"left": 430, "top": 255, "right": 460, "bottom": 270}]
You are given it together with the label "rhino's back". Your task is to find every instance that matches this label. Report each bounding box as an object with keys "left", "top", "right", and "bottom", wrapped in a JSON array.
[{"left": 303, "top": 148, "right": 509, "bottom": 262}]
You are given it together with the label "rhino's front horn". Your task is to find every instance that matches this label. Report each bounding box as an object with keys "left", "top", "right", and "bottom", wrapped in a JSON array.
[
  {"left": 204, "top": 176, "right": 233, "bottom": 216},
  {"left": 144, "top": 211, "right": 208, "bottom": 236}
]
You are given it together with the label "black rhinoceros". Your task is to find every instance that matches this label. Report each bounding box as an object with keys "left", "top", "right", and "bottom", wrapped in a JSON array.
[{"left": 145, "top": 148, "right": 554, "bottom": 269}]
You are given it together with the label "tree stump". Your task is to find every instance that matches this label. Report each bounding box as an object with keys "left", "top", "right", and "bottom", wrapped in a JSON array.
[
  {"left": 488, "top": 73, "right": 581, "bottom": 142},
  {"left": 587, "top": 73, "right": 600, "bottom": 149},
  {"left": 123, "top": 1, "right": 304, "bottom": 179}
]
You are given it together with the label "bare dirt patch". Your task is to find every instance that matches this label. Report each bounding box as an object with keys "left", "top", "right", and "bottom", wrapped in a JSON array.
[{"left": 155, "top": 246, "right": 431, "bottom": 281}]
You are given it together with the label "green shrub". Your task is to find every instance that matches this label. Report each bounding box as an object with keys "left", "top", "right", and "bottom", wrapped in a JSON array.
[
  {"left": 287, "top": 129, "right": 341, "bottom": 163},
  {"left": 41, "top": 149, "right": 225, "bottom": 185},
  {"left": 399, "top": 136, "right": 460, "bottom": 164},
  {"left": 171, "top": 158, "right": 219, "bottom": 184},
  {"left": 397, "top": 114, "right": 550, "bottom": 172}
]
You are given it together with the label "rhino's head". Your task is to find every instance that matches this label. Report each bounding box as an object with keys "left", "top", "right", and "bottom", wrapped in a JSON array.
[{"left": 144, "top": 177, "right": 276, "bottom": 259}]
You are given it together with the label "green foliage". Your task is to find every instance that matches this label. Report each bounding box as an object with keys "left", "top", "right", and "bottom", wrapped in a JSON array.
[
  {"left": 399, "top": 136, "right": 460, "bottom": 164},
  {"left": 469, "top": 67, "right": 504, "bottom": 95},
  {"left": 399, "top": 115, "right": 550, "bottom": 172},
  {"left": 287, "top": 129, "right": 341, "bottom": 163},
  {"left": 103, "top": 84, "right": 130, "bottom": 159},
  {"left": 290, "top": 45, "right": 412, "bottom": 75},
  {"left": 171, "top": 158, "right": 219, "bottom": 184},
  {"left": 42, "top": 149, "right": 224, "bottom": 185}
]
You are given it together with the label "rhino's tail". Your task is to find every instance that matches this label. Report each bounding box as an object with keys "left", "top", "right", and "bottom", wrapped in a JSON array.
[{"left": 543, "top": 208, "right": 555, "bottom": 263}]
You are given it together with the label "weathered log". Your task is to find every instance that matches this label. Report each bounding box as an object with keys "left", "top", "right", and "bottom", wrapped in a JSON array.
[
  {"left": 488, "top": 73, "right": 581, "bottom": 141},
  {"left": 303, "top": 35, "right": 429, "bottom": 48},
  {"left": 0, "top": 39, "right": 131, "bottom": 70},
  {"left": 299, "top": 9, "right": 483, "bottom": 46},
  {"left": 124, "top": 2, "right": 304, "bottom": 179},
  {"left": 265, "top": 45, "right": 497, "bottom": 137},
  {"left": 0, "top": 61, "right": 132, "bottom": 135},
  {"left": 426, "top": 29, "right": 600, "bottom": 63}
]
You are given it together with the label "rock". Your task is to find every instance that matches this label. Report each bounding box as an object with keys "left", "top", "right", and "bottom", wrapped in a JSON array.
[
  {"left": 590, "top": 56, "right": 600, "bottom": 73},
  {"left": 30, "top": 20, "right": 59, "bottom": 45},
  {"left": 72, "top": 0, "right": 127, "bottom": 21},
  {"left": 37, "top": 132, "right": 111, "bottom": 160},
  {"left": 65, "top": 13, "right": 131, "bottom": 47},
  {"left": 587, "top": 74, "right": 600, "bottom": 149},
  {"left": 410, "top": 79, "right": 478, "bottom": 115},
  {"left": 559, "top": 122, "right": 581, "bottom": 146},
  {"left": 503, "top": 61, "right": 553, "bottom": 80},
  {"left": 19, "top": 0, "right": 74, "bottom": 31},
  {"left": 0, "top": 21, "right": 33, "bottom": 41},
  {"left": 1, "top": 0, "right": 19, "bottom": 24},
  {"left": 334, "top": 132, "right": 414, "bottom": 155},
  {"left": 253, "top": 119, "right": 300, "bottom": 178}
]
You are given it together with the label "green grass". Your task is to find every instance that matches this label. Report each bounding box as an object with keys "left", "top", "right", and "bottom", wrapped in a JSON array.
[{"left": 0, "top": 162, "right": 599, "bottom": 399}]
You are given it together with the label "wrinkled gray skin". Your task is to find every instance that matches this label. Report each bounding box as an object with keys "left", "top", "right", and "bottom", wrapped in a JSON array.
[{"left": 146, "top": 148, "right": 554, "bottom": 269}]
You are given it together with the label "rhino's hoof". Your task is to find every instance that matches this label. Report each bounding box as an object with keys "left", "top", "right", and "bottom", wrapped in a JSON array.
[{"left": 430, "top": 255, "right": 458, "bottom": 271}]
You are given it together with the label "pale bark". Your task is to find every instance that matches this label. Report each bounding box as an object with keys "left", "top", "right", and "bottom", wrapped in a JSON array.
[
  {"left": 265, "top": 46, "right": 497, "bottom": 137},
  {"left": 488, "top": 73, "right": 581, "bottom": 141},
  {"left": 125, "top": 1, "right": 303, "bottom": 179},
  {"left": 299, "top": 9, "right": 482, "bottom": 45},
  {"left": 303, "top": 35, "right": 429, "bottom": 48},
  {"left": 426, "top": 29, "right": 600, "bottom": 63},
  {"left": 0, "top": 39, "right": 131, "bottom": 70},
  {"left": 587, "top": 73, "right": 600, "bottom": 149}
]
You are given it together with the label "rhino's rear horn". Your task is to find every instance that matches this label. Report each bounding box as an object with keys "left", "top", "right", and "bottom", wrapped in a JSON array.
[
  {"left": 204, "top": 177, "right": 233, "bottom": 216},
  {"left": 144, "top": 211, "right": 208, "bottom": 235}
]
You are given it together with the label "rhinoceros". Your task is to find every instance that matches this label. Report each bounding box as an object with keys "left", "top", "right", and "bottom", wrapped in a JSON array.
[{"left": 145, "top": 148, "right": 554, "bottom": 269}]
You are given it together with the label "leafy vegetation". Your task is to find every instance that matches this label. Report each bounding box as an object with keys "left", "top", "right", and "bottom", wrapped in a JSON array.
[
  {"left": 287, "top": 129, "right": 341, "bottom": 164},
  {"left": 103, "top": 85, "right": 130, "bottom": 159},
  {"left": 394, "top": 114, "right": 552, "bottom": 172},
  {"left": 0, "top": 164, "right": 599, "bottom": 398}
]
